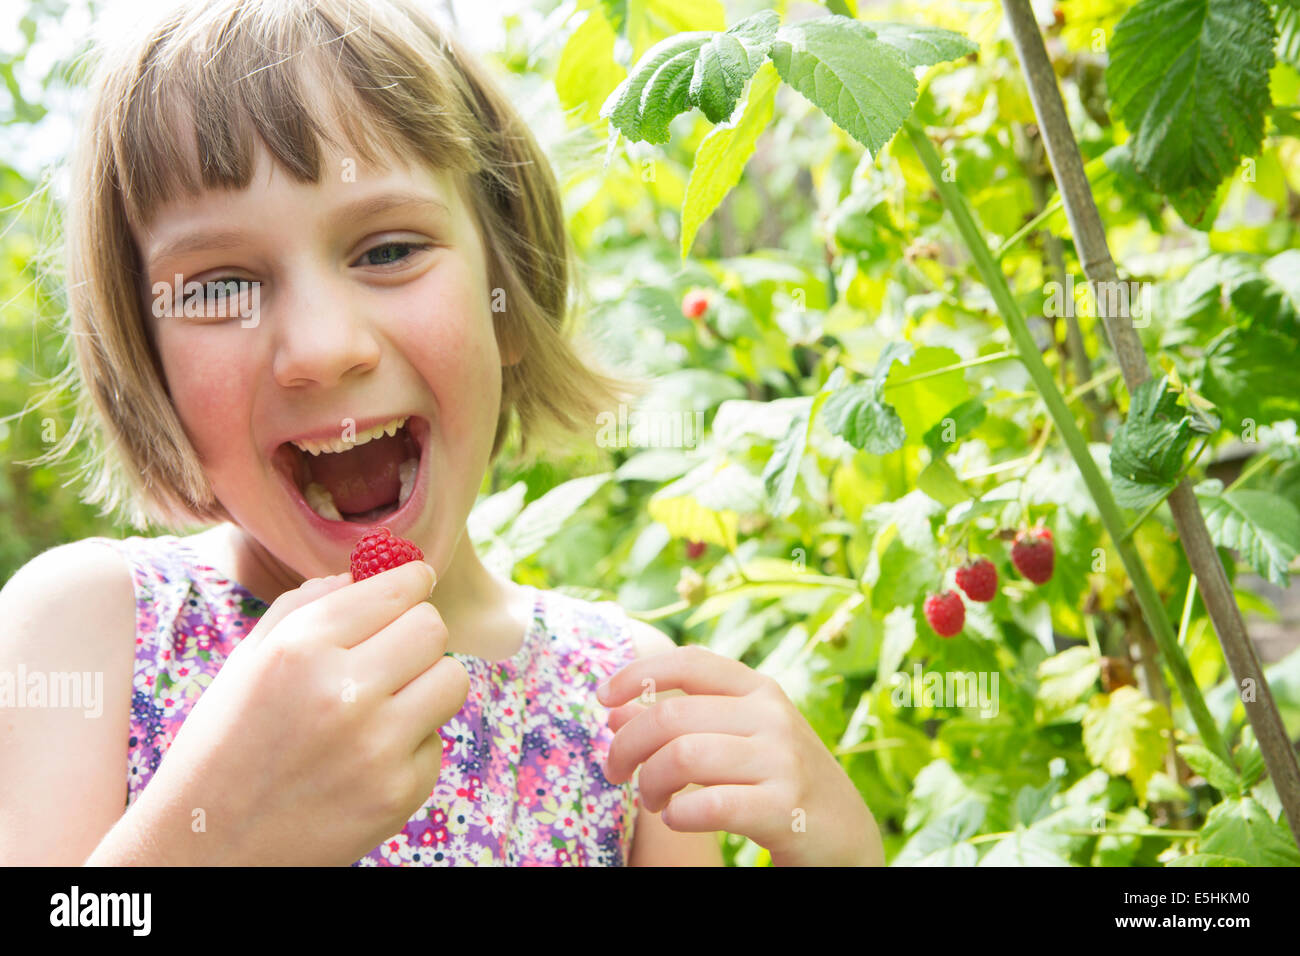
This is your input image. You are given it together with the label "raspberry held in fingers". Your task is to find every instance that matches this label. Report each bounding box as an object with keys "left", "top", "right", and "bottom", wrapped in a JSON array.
[{"left": 349, "top": 527, "right": 425, "bottom": 581}]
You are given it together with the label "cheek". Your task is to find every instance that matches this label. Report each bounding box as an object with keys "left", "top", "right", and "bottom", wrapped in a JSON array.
[{"left": 153, "top": 325, "right": 255, "bottom": 462}]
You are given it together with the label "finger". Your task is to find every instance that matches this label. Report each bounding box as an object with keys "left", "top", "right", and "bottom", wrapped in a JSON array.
[
  {"left": 660, "top": 783, "right": 784, "bottom": 842},
  {"left": 286, "top": 560, "right": 437, "bottom": 650},
  {"left": 391, "top": 655, "right": 471, "bottom": 754},
  {"left": 597, "top": 645, "right": 767, "bottom": 708},
  {"left": 606, "top": 700, "right": 646, "bottom": 735},
  {"left": 348, "top": 601, "right": 450, "bottom": 696},
  {"left": 637, "top": 734, "right": 766, "bottom": 814},
  {"left": 605, "top": 695, "right": 753, "bottom": 785},
  {"left": 237, "top": 573, "right": 351, "bottom": 653}
]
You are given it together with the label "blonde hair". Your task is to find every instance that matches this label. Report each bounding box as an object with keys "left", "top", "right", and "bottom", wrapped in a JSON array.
[{"left": 40, "top": 0, "right": 641, "bottom": 530}]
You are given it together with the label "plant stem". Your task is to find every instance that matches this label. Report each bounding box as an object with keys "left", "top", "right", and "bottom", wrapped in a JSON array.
[
  {"left": 903, "top": 116, "right": 1231, "bottom": 772},
  {"left": 1224, "top": 452, "right": 1272, "bottom": 494},
  {"left": 1002, "top": 0, "right": 1300, "bottom": 849}
]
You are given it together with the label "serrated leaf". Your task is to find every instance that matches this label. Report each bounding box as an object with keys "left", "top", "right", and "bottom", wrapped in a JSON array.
[
  {"left": 1196, "top": 485, "right": 1300, "bottom": 587},
  {"left": 1201, "top": 326, "right": 1300, "bottom": 426},
  {"left": 870, "top": 22, "right": 978, "bottom": 68},
  {"left": 1107, "top": 0, "right": 1276, "bottom": 225},
  {"left": 892, "top": 798, "right": 985, "bottom": 866},
  {"left": 1014, "top": 780, "right": 1061, "bottom": 827},
  {"left": 1110, "top": 377, "right": 1198, "bottom": 510},
  {"left": 688, "top": 11, "right": 779, "bottom": 123},
  {"left": 1177, "top": 744, "right": 1242, "bottom": 796},
  {"left": 601, "top": 31, "right": 712, "bottom": 143},
  {"left": 467, "top": 481, "right": 527, "bottom": 545},
  {"left": 768, "top": 15, "right": 917, "bottom": 155},
  {"left": 1198, "top": 796, "right": 1300, "bottom": 866},
  {"left": 1082, "top": 687, "right": 1172, "bottom": 803},
  {"left": 681, "top": 61, "right": 779, "bottom": 257},
  {"left": 1036, "top": 646, "right": 1101, "bottom": 724},
  {"left": 762, "top": 404, "right": 813, "bottom": 516},
  {"left": 978, "top": 828, "right": 1073, "bottom": 867},
  {"left": 504, "top": 473, "right": 612, "bottom": 562},
  {"left": 820, "top": 381, "right": 906, "bottom": 454}
]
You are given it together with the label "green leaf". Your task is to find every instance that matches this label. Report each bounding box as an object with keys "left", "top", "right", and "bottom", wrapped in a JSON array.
[
  {"left": 1014, "top": 780, "right": 1061, "bottom": 827},
  {"left": 555, "top": 8, "right": 627, "bottom": 126},
  {"left": 762, "top": 402, "right": 813, "bottom": 516},
  {"left": 1177, "top": 744, "right": 1243, "bottom": 796},
  {"left": 1035, "top": 646, "right": 1101, "bottom": 725},
  {"left": 601, "top": 31, "right": 713, "bottom": 143},
  {"left": 1082, "top": 687, "right": 1173, "bottom": 803},
  {"left": 892, "top": 798, "right": 985, "bottom": 866},
  {"left": 820, "top": 342, "right": 912, "bottom": 455},
  {"left": 1107, "top": 0, "right": 1276, "bottom": 226},
  {"left": 681, "top": 61, "right": 780, "bottom": 258},
  {"left": 916, "top": 458, "right": 969, "bottom": 508},
  {"left": 1109, "top": 377, "right": 1208, "bottom": 510},
  {"left": 688, "top": 11, "right": 780, "bottom": 123},
  {"left": 1167, "top": 853, "right": 1250, "bottom": 866},
  {"left": 504, "top": 474, "right": 612, "bottom": 562},
  {"left": 870, "top": 23, "right": 979, "bottom": 68},
  {"left": 1195, "top": 483, "right": 1300, "bottom": 587},
  {"left": 978, "top": 828, "right": 1072, "bottom": 866},
  {"left": 1198, "top": 796, "right": 1300, "bottom": 866},
  {"left": 922, "top": 399, "right": 986, "bottom": 457},
  {"left": 1201, "top": 326, "right": 1300, "bottom": 427},
  {"left": 768, "top": 15, "right": 918, "bottom": 156},
  {"left": 876, "top": 605, "right": 917, "bottom": 687}
]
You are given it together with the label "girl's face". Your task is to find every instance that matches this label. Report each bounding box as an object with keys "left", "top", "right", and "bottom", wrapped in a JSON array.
[{"left": 133, "top": 138, "right": 504, "bottom": 581}]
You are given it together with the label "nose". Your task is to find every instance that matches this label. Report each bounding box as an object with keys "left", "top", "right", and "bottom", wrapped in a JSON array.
[{"left": 270, "top": 273, "right": 383, "bottom": 389}]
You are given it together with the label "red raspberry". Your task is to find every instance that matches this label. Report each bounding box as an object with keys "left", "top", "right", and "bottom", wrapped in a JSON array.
[
  {"left": 682, "top": 289, "right": 710, "bottom": 319},
  {"left": 350, "top": 527, "right": 424, "bottom": 582},
  {"left": 955, "top": 558, "right": 998, "bottom": 602},
  {"left": 1011, "top": 527, "right": 1055, "bottom": 584},
  {"left": 685, "top": 540, "right": 706, "bottom": 560},
  {"left": 924, "top": 590, "right": 965, "bottom": 638}
]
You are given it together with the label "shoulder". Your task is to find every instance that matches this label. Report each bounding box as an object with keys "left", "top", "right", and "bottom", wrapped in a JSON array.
[{"left": 1, "top": 539, "right": 137, "bottom": 632}]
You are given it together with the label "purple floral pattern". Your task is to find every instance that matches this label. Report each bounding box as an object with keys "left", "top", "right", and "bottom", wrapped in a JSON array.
[{"left": 87, "top": 535, "right": 641, "bottom": 866}]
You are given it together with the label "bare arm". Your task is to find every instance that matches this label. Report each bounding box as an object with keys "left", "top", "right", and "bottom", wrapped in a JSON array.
[{"left": 0, "top": 542, "right": 138, "bottom": 865}]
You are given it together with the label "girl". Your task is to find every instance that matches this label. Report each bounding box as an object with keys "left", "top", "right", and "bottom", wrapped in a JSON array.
[{"left": 0, "top": 0, "right": 882, "bottom": 867}]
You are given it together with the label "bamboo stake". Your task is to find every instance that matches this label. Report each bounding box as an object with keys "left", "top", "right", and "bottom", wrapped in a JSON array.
[{"left": 1001, "top": 0, "right": 1300, "bottom": 846}]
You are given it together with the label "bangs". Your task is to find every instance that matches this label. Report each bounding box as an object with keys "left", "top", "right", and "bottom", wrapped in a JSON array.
[{"left": 112, "top": 0, "right": 480, "bottom": 227}]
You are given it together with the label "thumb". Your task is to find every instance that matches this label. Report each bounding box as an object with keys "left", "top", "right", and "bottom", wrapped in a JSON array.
[{"left": 234, "top": 572, "right": 352, "bottom": 655}]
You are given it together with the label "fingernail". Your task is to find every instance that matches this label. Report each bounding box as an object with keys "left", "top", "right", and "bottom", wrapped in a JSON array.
[
  {"left": 423, "top": 562, "right": 438, "bottom": 594},
  {"left": 596, "top": 680, "right": 610, "bottom": 703}
]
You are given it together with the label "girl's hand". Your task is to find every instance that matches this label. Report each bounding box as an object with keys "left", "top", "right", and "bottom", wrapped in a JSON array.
[
  {"left": 132, "top": 561, "right": 469, "bottom": 866},
  {"left": 598, "top": 645, "right": 883, "bottom": 867}
]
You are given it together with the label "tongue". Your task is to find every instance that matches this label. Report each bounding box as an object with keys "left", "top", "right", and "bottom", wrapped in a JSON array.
[{"left": 308, "top": 432, "right": 407, "bottom": 515}]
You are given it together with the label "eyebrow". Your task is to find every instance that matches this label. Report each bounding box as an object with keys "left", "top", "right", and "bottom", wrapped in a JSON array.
[{"left": 144, "top": 192, "right": 452, "bottom": 270}]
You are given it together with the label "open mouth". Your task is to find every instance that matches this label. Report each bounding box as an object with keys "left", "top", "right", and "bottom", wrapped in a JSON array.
[{"left": 273, "top": 415, "right": 423, "bottom": 525}]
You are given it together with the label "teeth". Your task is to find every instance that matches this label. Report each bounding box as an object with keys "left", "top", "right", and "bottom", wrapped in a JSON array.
[
  {"left": 397, "top": 458, "right": 418, "bottom": 507},
  {"left": 304, "top": 482, "right": 343, "bottom": 521},
  {"left": 291, "top": 416, "right": 409, "bottom": 456}
]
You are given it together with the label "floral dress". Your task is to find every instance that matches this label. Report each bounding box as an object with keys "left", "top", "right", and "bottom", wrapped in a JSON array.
[{"left": 86, "top": 535, "right": 642, "bottom": 866}]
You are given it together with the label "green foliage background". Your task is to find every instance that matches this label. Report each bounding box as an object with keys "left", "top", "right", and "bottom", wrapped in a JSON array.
[{"left": 3, "top": 0, "right": 1300, "bottom": 866}]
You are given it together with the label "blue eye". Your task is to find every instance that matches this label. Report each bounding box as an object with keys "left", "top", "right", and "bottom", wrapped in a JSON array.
[{"left": 360, "top": 242, "right": 430, "bottom": 267}]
